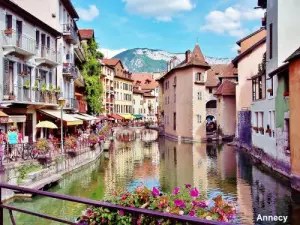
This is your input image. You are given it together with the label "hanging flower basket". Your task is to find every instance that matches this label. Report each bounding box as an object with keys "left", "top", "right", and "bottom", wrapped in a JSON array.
[
  {"left": 283, "top": 92, "right": 289, "bottom": 97},
  {"left": 259, "top": 127, "right": 264, "bottom": 134},
  {"left": 252, "top": 126, "right": 259, "bottom": 133}
]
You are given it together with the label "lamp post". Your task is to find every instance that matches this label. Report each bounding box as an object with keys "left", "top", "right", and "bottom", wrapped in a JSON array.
[{"left": 58, "top": 97, "right": 65, "bottom": 154}]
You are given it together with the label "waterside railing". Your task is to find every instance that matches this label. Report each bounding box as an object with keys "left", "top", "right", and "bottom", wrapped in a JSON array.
[{"left": 0, "top": 183, "right": 232, "bottom": 225}]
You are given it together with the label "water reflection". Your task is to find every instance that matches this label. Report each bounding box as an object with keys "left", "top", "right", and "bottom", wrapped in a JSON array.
[{"left": 4, "top": 130, "right": 300, "bottom": 225}]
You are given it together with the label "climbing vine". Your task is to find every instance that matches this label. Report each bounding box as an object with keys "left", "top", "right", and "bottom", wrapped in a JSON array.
[{"left": 81, "top": 39, "right": 104, "bottom": 114}]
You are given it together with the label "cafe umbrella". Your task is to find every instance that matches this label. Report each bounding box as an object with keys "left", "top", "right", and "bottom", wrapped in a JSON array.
[{"left": 36, "top": 121, "right": 58, "bottom": 138}]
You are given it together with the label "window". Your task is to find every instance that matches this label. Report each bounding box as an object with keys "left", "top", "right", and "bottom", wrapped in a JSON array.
[
  {"left": 255, "top": 112, "right": 259, "bottom": 129},
  {"left": 195, "top": 73, "right": 204, "bottom": 82},
  {"left": 197, "top": 115, "right": 201, "bottom": 123},
  {"left": 5, "top": 14, "right": 12, "bottom": 30},
  {"left": 133, "top": 99, "right": 135, "bottom": 104},
  {"left": 173, "top": 112, "right": 176, "bottom": 130},
  {"left": 269, "top": 23, "right": 273, "bottom": 59},
  {"left": 174, "top": 93, "right": 176, "bottom": 103},
  {"left": 46, "top": 36, "right": 50, "bottom": 49},
  {"left": 270, "top": 77, "right": 274, "bottom": 97},
  {"left": 174, "top": 77, "right": 177, "bottom": 87},
  {"left": 209, "top": 88, "right": 212, "bottom": 93},
  {"left": 36, "top": 30, "right": 40, "bottom": 47},
  {"left": 197, "top": 92, "right": 202, "bottom": 100},
  {"left": 252, "top": 74, "right": 266, "bottom": 101},
  {"left": 168, "top": 96, "right": 170, "bottom": 104}
]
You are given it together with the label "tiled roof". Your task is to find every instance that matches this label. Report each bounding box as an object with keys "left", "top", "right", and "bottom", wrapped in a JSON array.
[
  {"left": 78, "top": 29, "right": 94, "bottom": 40},
  {"left": 220, "top": 63, "right": 238, "bottom": 77},
  {"left": 232, "top": 37, "right": 266, "bottom": 66},
  {"left": 236, "top": 27, "right": 265, "bottom": 46},
  {"left": 102, "top": 58, "right": 121, "bottom": 67},
  {"left": 205, "top": 64, "right": 227, "bottom": 87},
  {"left": 132, "top": 73, "right": 159, "bottom": 90},
  {"left": 215, "top": 80, "right": 236, "bottom": 96},
  {"left": 158, "top": 44, "right": 210, "bottom": 80}
]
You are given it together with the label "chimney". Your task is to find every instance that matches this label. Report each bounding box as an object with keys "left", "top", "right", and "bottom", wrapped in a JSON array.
[
  {"left": 237, "top": 49, "right": 241, "bottom": 55},
  {"left": 185, "top": 50, "right": 191, "bottom": 62}
]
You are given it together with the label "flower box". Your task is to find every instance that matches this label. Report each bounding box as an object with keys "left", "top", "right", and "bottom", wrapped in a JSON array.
[
  {"left": 283, "top": 91, "right": 289, "bottom": 97},
  {"left": 4, "top": 29, "right": 12, "bottom": 35}
]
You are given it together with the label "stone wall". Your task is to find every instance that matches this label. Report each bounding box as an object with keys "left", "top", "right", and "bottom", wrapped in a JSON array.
[
  {"left": 0, "top": 145, "right": 103, "bottom": 200},
  {"left": 237, "top": 110, "right": 252, "bottom": 147}
]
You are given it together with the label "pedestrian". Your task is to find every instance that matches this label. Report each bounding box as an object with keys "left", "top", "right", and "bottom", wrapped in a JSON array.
[
  {"left": 0, "top": 129, "right": 7, "bottom": 162},
  {"left": 17, "top": 129, "right": 23, "bottom": 144},
  {"left": 8, "top": 126, "right": 18, "bottom": 160}
]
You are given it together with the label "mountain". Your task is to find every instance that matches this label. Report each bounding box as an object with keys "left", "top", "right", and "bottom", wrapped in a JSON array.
[{"left": 113, "top": 48, "right": 233, "bottom": 73}]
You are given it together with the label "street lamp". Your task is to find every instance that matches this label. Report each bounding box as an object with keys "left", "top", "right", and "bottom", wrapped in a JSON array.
[{"left": 58, "top": 97, "right": 65, "bottom": 154}]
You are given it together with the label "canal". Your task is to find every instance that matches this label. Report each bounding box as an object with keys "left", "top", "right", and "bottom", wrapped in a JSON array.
[{"left": 4, "top": 130, "right": 300, "bottom": 225}]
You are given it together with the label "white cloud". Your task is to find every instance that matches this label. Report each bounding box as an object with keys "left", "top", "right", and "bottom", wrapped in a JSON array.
[
  {"left": 77, "top": 5, "right": 99, "bottom": 21},
  {"left": 200, "top": 6, "right": 264, "bottom": 38},
  {"left": 231, "top": 44, "right": 240, "bottom": 53},
  {"left": 122, "top": 0, "right": 195, "bottom": 22},
  {"left": 99, "top": 48, "right": 127, "bottom": 59}
]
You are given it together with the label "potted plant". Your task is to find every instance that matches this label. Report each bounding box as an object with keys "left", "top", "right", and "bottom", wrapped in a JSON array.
[
  {"left": 65, "top": 136, "right": 77, "bottom": 155},
  {"left": 41, "top": 83, "right": 49, "bottom": 103},
  {"left": 49, "top": 84, "right": 56, "bottom": 103},
  {"left": 23, "top": 80, "right": 30, "bottom": 89},
  {"left": 32, "top": 81, "right": 39, "bottom": 90},
  {"left": 35, "top": 138, "right": 51, "bottom": 159},
  {"left": 252, "top": 126, "right": 259, "bottom": 133},
  {"left": 88, "top": 134, "right": 99, "bottom": 149},
  {"left": 283, "top": 91, "right": 289, "bottom": 97},
  {"left": 259, "top": 127, "right": 264, "bottom": 134},
  {"left": 4, "top": 28, "right": 12, "bottom": 35},
  {"left": 55, "top": 86, "right": 61, "bottom": 94},
  {"left": 267, "top": 88, "right": 273, "bottom": 95},
  {"left": 9, "top": 92, "right": 15, "bottom": 100}
]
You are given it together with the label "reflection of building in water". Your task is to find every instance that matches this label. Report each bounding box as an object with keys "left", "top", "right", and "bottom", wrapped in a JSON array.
[
  {"left": 193, "top": 143, "right": 208, "bottom": 197},
  {"left": 141, "top": 129, "right": 158, "bottom": 142},
  {"left": 236, "top": 152, "right": 254, "bottom": 225},
  {"left": 104, "top": 132, "right": 160, "bottom": 196}
]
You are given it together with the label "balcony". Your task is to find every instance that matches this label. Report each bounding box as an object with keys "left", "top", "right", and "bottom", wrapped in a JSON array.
[
  {"left": 64, "top": 98, "right": 77, "bottom": 109},
  {"left": 2, "top": 29, "right": 36, "bottom": 56},
  {"left": 74, "top": 44, "right": 86, "bottom": 62},
  {"left": 35, "top": 46, "right": 60, "bottom": 67},
  {"left": 62, "top": 24, "right": 79, "bottom": 44},
  {"left": 63, "top": 63, "right": 78, "bottom": 79},
  {"left": 74, "top": 69, "right": 84, "bottom": 87},
  {"left": 1, "top": 85, "right": 58, "bottom": 105}
]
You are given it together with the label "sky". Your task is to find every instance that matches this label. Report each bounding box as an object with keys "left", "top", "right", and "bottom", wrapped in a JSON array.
[{"left": 73, "top": 0, "right": 264, "bottom": 58}]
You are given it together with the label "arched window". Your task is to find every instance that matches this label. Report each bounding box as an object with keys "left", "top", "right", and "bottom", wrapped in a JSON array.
[{"left": 206, "top": 100, "right": 217, "bottom": 108}]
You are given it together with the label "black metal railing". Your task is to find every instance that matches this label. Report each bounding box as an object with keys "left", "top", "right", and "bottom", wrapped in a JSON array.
[
  {"left": 62, "top": 24, "right": 79, "bottom": 43},
  {"left": 2, "top": 85, "right": 58, "bottom": 105},
  {"left": 0, "top": 183, "right": 232, "bottom": 225},
  {"left": 63, "top": 63, "right": 78, "bottom": 79}
]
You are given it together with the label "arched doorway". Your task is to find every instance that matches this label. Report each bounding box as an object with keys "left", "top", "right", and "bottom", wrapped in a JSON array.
[{"left": 206, "top": 100, "right": 217, "bottom": 133}]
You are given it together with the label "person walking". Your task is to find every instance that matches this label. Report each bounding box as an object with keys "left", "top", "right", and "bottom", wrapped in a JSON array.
[{"left": 8, "top": 127, "right": 18, "bottom": 160}]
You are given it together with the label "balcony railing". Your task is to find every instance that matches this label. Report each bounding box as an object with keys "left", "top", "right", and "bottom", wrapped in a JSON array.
[
  {"left": 63, "top": 63, "right": 78, "bottom": 79},
  {"left": 1, "top": 85, "right": 58, "bottom": 105},
  {"left": 2, "top": 29, "right": 36, "bottom": 56},
  {"left": 35, "top": 46, "right": 60, "bottom": 66},
  {"left": 64, "top": 98, "right": 77, "bottom": 109},
  {"left": 62, "top": 23, "right": 79, "bottom": 44}
]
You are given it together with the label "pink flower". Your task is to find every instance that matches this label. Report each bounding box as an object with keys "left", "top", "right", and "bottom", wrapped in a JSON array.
[
  {"left": 185, "top": 184, "right": 191, "bottom": 189},
  {"left": 192, "top": 200, "right": 208, "bottom": 208},
  {"left": 118, "top": 210, "right": 124, "bottom": 216},
  {"left": 190, "top": 188, "right": 199, "bottom": 198},
  {"left": 172, "top": 187, "right": 180, "bottom": 195},
  {"left": 85, "top": 208, "right": 93, "bottom": 217},
  {"left": 189, "top": 210, "right": 195, "bottom": 217},
  {"left": 152, "top": 187, "right": 160, "bottom": 197},
  {"left": 174, "top": 199, "right": 186, "bottom": 208},
  {"left": 121, "top": 195, "right": 127, "bottom": 201}
]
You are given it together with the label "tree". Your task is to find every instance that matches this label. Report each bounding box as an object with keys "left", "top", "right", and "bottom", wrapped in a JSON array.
[{"left": 81, "top": 39, "right": 104, "bottom": 114}]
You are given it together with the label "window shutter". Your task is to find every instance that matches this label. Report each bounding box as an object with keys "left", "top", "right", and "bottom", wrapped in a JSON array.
[{"left": 3, "top": 59, "right": 9, "bottom": 95}]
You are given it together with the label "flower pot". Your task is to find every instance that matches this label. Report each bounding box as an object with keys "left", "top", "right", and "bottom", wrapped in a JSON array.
[
  {"left": 3, "top": 95, "right": 9, "bottom": 100},
  {"left": 9, "top": 95, "right": 15, "bottom": 100},
  {"left": 4, "top": 29, "right": 12, "bottom": 35}
]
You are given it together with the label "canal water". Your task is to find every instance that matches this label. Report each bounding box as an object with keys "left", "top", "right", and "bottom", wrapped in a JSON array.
[{"left": 4, "top": 130, "right": 300, "bottom": 225}]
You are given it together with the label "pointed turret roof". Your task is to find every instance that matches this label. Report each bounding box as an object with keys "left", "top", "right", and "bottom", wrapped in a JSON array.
[{"left": 187, "top": 44, "right": 209, "bottom": 67}]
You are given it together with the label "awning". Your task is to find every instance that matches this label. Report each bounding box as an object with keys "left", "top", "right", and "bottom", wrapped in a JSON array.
[
  {"left": 78, "top": 113, "right": 99, "bottom": 121},
  {"left": 122, "top": 114, "right": 135, "bottom": 120},
  {"left": 109, "top": 114, "right": 124, "bottom": 120},
  {"left": 98, "top": 115, "right": 108, "bottom": 120},
  {"left": 75, "top": 92, "right": 83, "bottom": 97},
  {"left": 133, "top": 114, "right": 144, "bottom": 119},
  {"left": 71, "top": 114, "right": 90, "bottom": 121},
  {"left": 0, "top": 111, "right": 9, "bottom": 123},
  {"left": 8, "top": 115, "right": 26, "bottom": 123},
  {"left": 39, "top": 109, "right": 83, "bottom": 126}
]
